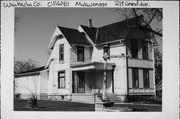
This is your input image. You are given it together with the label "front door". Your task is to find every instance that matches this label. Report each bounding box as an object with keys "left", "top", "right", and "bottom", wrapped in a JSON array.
[{"left": 72, "top": 71, "right": 85, "bottom": 93}]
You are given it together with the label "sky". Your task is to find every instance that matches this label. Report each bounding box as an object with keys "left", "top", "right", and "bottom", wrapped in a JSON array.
[
  {"left": 15, "top": 8, "right": 125, "bottom": 66},
  {"left": 15, "top": 8, "right": 162, "bottom": 66}
]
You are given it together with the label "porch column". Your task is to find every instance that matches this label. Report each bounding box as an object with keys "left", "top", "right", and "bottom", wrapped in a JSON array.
[{"left": 103, "top": 59, "right": 107, "bottom": 100}]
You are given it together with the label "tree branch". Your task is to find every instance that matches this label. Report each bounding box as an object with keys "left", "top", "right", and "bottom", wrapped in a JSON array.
[
  {"left": 140, "top": 26, "right": 162, "bottom": 37},
  {"left": 146, "top": 10, "right": 157, "bottom": 26},
  {"left": 132, "top": 8, "right": 138, "bottom": 17}
]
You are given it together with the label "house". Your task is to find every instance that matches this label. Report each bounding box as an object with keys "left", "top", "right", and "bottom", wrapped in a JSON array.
[
  {"left": 45, "top": 15, "right": 156, "bottom": 102},
  {"left": 14, "top": 66, "right": 49, "bottom": 100}
]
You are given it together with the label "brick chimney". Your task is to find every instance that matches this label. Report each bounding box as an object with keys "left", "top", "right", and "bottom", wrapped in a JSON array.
[{"left": 88, "top": 19, "right": 93, "bottom": 27}]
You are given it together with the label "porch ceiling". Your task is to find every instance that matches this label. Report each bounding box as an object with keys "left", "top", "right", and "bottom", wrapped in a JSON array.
[{"left": 71, "top": 62, "right": 115, "bottom": 71}]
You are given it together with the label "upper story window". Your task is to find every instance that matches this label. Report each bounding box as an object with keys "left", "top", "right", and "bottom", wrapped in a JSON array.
[
  {"left": 131, "top": 39, "right": 138, "bottom": 58},
  {"left": 142, "top": 41, "right": 149, "bottom": 60},
  {"left": 77, "top": 46, "right": 84, "bottom": 62},
  {"left": 59, "top": 44, "right": 64, "bottom": 62},
  {"left": 103, "top": 44, "right": 110, "bottom": 56}
]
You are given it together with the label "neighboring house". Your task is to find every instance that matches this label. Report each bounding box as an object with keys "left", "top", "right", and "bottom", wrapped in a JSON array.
[
  {"left": 45, "top": 15, "right": 156, "bottom": 102},
  {"left": 14, "top": 66, "right": 49, "bottom": 100}
]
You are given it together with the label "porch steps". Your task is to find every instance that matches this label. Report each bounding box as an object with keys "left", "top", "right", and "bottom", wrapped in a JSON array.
[
  {"left": 106, "top": 93, "right": 122, "bottom": 102},
  {"left": 70, "top": 93, "right": 122, "bottom": 103},
  {"left": 95, "top": 93, "right": 122, "bottom": 102},
  {"left": 71, "top": 93, "right": 95, "bottom": 103}
]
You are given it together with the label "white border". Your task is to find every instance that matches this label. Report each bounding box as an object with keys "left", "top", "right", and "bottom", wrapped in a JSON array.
[{"left": 1, "top": 1, "right": 179, "bottom": 119}]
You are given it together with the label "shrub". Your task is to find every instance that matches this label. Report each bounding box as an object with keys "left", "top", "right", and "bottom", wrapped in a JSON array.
[{"left": 125, "top": 95, "right": 162, "bottom": 104}]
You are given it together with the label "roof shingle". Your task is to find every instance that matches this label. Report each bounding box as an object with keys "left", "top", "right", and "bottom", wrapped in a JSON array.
[
  {"left": 80, "top": 25, "right": 97, "bottom": 43},
  {"left": 58, "top": 26, "right": 91, "bottom": 46},
  {"left": 81, "top": 15, "right": 144, "bottom": 44}
]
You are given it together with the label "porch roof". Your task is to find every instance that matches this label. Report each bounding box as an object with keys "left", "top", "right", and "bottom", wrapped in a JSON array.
[{"left": 71, "top": 62, "right": 115, "bottom": 71}]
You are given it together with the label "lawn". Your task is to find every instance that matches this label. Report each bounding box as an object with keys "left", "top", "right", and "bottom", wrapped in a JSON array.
[
  {"left": 114, "top": 103, "right": 162, "bottom": 112},
  {"left": 14, "top": 100, "right": 95, "bottom": 111},
  {"left": 14, "top": 100, "right": 162, "bottom": 111}
]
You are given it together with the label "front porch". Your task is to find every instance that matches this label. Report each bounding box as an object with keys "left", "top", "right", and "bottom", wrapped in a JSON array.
[
  {"left": 70, "top": 62, "right": 117, "bottom": 103},
  {"left": 71, "top": 62, "right": 115, "bottom": 94}
]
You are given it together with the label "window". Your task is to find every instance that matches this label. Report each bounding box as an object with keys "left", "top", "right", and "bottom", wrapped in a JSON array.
[
  {"left": 58, "top": 71, "right": 65, "bottom": 88},
  {"left": 143, "top": 69, "right": 150, "bottom": 88},
  {"left": 103, "top": 44, "right": 110, "bottom": 56},
  {"left": 59, "top": 44, "right": 64, "bottom": 62},
  {"left": 132, "top": 68, "right": 139, "bottom": 88},
  {"left": 77, "top": 46, "right": 84, "bottom": 61},
  {"left": 142, "top": 41, "right": 149, "bottom": 60},
  {"left": 131, "top": 39, "right": 138, "bottom": 58}
]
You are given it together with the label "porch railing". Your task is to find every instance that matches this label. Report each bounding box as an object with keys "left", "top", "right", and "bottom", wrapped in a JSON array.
[{"left": 129, "top": 88, "right": 155, "bottom": 95}]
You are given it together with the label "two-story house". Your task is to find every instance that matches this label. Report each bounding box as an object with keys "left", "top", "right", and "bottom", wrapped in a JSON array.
[{"left": 45, "top": 15, "right": 156, "bottom": 102}]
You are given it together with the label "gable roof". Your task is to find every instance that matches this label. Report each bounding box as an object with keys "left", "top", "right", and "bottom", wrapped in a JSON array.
[
  {"left": 80, "top": 15, "right": 145, "bottom": 45},
  {"left": 58, "top": 26, "right": 91, "bottom": 46},
  {"left": 80, "top": 25, "right": 97, "bottom": 43}
]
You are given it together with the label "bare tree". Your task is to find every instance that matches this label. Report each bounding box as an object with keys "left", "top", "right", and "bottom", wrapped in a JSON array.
[
  {"left": 154, "top": 48, "right": 162, "bottom": 98},
  {"left": 115, "top": 8, "right": 162, "bottom": 38},
  {"left": 14, "top": 58, "right": 39, "bottom": 74},
  {"left": 14, "top": 59, "right": 39, "bottom": 108}
]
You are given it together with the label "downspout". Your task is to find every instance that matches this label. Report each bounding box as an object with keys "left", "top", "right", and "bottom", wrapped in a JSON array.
[
  {"left": 125, "top": 43, "right": 129, "bottom": 96},
  {"left": 112, "top": 65, "right": 115, "bottom": 93},
  {"left": 152, "top": 47, "right": 156, "bottom": 97}
]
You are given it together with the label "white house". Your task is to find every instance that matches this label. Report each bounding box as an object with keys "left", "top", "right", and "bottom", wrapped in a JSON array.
[{"left": 44, "top": 15, "right": 156, "bottom": 102}]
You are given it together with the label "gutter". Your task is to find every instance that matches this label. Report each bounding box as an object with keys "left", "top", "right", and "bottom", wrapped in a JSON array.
[
  {"left": 95, "top": 39, "right": 125, "bottom": 46},
  {"left": 15, "top": 69, "right": 49, "bottom": 78}
]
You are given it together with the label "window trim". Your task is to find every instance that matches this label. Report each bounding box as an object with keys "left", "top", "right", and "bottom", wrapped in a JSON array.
[
  {"left": 132, "top": 68, "right": 139, "bottom": 89},
  {"left": 131, "top": 39, "right": 138, "bottom": 59},
  {"left": 59, "top": 44, "right": 64, "bottom": 62},
  {"left": 77, "top": 46, "right": 84, "bottom": 62},
  {"left": 143, "top": 69, "right": 150, "bottom": 89},
  {"left": 142, "top": 40, "right": 149, "bottom": 60},
  {"left": 103, "top": 44, "right": 110, "bottom": 57},
  {"left": 58, "top": 71, "right": 66, "bottom": 89}
]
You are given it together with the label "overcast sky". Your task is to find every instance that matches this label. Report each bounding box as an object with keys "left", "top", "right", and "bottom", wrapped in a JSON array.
[{"left": 15, "top": 8, "right": 125, "bottom": 66}]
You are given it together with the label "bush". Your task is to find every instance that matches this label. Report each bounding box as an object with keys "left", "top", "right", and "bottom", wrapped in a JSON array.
[
  {"left": 29, "top": 97, "right": 38, "bottom": 108},
  {"left": 125, "top": 95, "right": 162, "bottom": 104}
]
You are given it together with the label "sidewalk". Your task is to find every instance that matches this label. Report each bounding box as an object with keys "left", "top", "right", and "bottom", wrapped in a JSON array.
[{"left": 115, "top": 102, "right": 161, "bottom": 106}]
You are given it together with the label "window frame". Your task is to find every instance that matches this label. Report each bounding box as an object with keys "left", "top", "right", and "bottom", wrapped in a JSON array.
[
  {"left": 77, "top": 46, "right": 84, "bottom": 62},
  {"left": 131, "top": 39, "right": 138, "bottom": 59},
  {"left": 59, "top": 44, "right": 64, "bottom": 62},
  {"left": 143, "top": 69, "right": 150, "bottom": 89},
  {"left": 103, "top": 44, "right": 110, "bottom": 57},
  {"left": 142, "top": 40, "right": 149, "bottom": 60},
  {"left": 132, "top": 68, "right": 139, "bottom": 88},
  {"left": 58, "top": 71, "right": 66, "bottom": 89}
]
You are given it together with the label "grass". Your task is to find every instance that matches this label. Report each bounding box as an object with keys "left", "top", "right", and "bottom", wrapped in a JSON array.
[
  {"left": 114, "top": 103, "right": 162, "bottom": 112},
  {"left": 14, "top": 100, "right": 95, "bottom": 111},
  {"left": 14, "top": 99, "right": 162, "bottom": 111}
]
